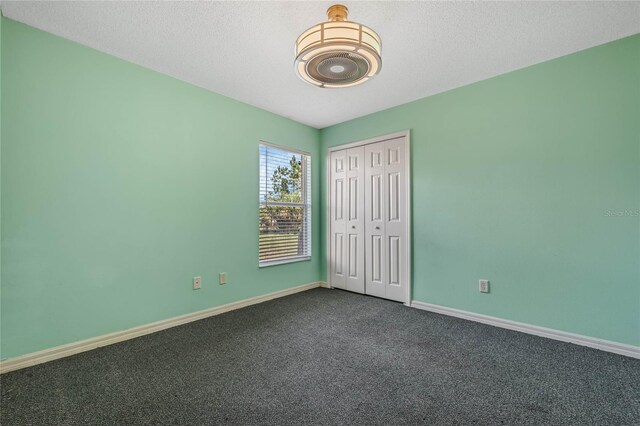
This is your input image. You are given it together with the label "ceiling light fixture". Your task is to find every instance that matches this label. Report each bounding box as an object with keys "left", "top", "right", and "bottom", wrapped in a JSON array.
[{"left": 294, "top": 4, "right": 382, "bottom": 88}]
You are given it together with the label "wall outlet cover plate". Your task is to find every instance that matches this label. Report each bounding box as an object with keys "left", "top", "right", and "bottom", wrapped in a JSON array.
[{"left": 193, "top": 276, "right": 202, "bottom": 290}]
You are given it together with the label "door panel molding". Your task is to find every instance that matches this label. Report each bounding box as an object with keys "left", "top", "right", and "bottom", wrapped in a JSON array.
[
  {"left": 345, "top": 146, "right": 365, "bottom": 294},
  {"left": 330, "top": 150, "right": 347, "bottom": 290}
]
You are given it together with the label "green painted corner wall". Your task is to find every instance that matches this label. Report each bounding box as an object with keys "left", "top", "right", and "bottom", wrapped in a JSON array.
[
  {"left": 320, "top": 35, "right": 640, "bottom": 346},
  {"left": 0, "top": 18, "right": 321, "bottom": 359},
  {"left": 1, "top": 15, "right": 3, "bottom": 309},
  {"left": 1, "top": 14, "right": 638, "bottom": 360}
]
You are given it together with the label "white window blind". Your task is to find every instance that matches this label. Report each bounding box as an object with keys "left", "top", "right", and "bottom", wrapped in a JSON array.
[{"left": 259, "top": 143, "right": 311, "bottom": 266}]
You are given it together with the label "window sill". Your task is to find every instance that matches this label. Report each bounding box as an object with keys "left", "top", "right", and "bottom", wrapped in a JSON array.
[{"left": 259, "top": 256, "right": 311, "bottom": 268}]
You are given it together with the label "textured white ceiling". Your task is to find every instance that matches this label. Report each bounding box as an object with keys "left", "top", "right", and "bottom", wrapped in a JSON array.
[{"left": 2, "top": 1, "right": 639, "bottom": 128}]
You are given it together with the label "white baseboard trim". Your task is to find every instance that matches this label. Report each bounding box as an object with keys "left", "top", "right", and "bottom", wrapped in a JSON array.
[
  {"left": 410, "top": 300, "right": 640, "bottom": 359},
  {"left": 319, "top": 281, "right": 330, "bottom": 288},
  {"left": 0, "top": 282, "right": 322, "bottom": 374}
]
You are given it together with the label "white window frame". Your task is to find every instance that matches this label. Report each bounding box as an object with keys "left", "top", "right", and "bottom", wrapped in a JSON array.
[{"left": 259, "top": 141, "right": 312, "bottom": 267}]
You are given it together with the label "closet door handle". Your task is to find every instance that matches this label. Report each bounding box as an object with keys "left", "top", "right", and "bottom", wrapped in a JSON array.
[
  {"left": 351, "top": 225, "right": 356, "bottom": 229},
  {"left": 375, "top": 226, "right": 380, "bottom": 230}
]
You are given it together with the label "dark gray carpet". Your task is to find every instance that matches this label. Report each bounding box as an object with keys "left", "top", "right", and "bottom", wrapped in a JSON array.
[{"left": 1, "top": 288, "right": 639, "bottom": 425}]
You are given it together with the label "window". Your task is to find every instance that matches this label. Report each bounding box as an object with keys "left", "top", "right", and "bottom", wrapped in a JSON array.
[{"left": 259, "top": 143, "right": 311, "bottom": 266}]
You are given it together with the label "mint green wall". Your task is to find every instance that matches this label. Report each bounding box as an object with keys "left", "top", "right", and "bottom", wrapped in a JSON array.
[
  {"left": 321, "top": 35, "right": 640, "bottom": 346},
  {"left": 1, "top": 18, "right": 321, "bottom": 359},
  {"left": 1, "top": 15, "right": 3, "bottom": 315},
  {"left": 2, "top": 16, "right": 638, "bottom": 360}
]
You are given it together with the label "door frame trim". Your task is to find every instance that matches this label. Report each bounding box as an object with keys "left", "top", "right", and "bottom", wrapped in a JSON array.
[{"left": 325, "top": 130, "right": 412, "bottom": 305}]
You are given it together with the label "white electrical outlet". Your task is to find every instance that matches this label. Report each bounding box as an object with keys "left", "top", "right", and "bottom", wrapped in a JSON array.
[
  {"left": 479, "top": 279, "right": 490, "bottom": 293},
  {"left": 193, "top": 276, "right": 202, "bottom": 290},
  {"left": 219, "top": 272, "right": 227, "bottom": 285}
]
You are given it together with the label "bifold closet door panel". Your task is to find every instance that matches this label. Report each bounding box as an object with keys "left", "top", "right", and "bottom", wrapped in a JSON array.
[
  {"left": 345, "top": 146, "right": 365, "bottom": 294},
  {"left": 330, "top": 150, "right": 347, "bottom": 290},
  {"left": 383, "top": 137, "right": 407, "bottom": 303},
  {"left": 333, "top": 135, "right": 407, "bottom": 302},
  {"left": 364, "top": 142, "right": 386, "bottom": 298}
]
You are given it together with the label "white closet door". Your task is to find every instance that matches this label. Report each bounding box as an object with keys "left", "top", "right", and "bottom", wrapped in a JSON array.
[
  {"left": 330, "top": 150, "right": 347, "bottom": 290},
  {"left": 331, "top": 134, "right": 409, "bottom": 303},
  {"left": 364, "top": 142, "right": 386, "bottom": 298},
  {"left": 345, "top": 147, "right": 365, "bottom": 294},
  {"left": 383, "top": 137, "right": 407, "bottom": 302}
]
